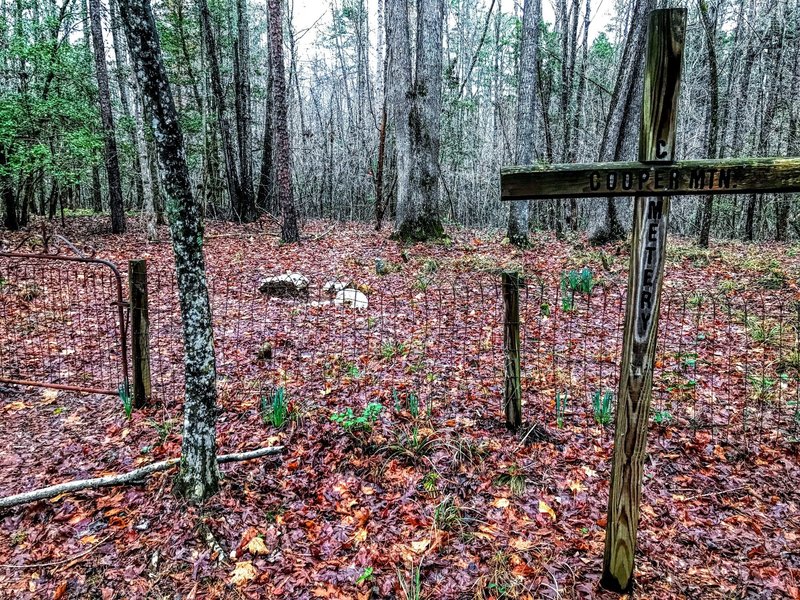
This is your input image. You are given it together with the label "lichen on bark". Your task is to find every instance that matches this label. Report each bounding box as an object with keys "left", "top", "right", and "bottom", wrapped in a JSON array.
[{"left": 117, "top": 0, "right": 220, "bottom": 502}]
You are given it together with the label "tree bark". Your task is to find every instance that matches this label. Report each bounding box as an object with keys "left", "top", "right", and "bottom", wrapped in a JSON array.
[
  {"left": 90, "top": 0, "right": 126, "bottom": 234},
  {"left": 234, "top": 0, "right": 256, "bottom": 222},
  {"left": 697, "top": 0, "right": 719, "bottom": 248},
  {"left": 777, "top": 0, "right": 798, "bottom": 241},
  {"left": 386, "top": 0, "right": 413, "bottom": 238},
  {"left": 198, "top": 0, "right": 243, "bottom": 220},
  {"left": 268, "top": 0, "right": 300, "bottom": 242},
  {"left": 507, "top": 0, "right": 541, "bottom": 247},
  {"left": 117, "top": 0, "right": 220, "bottom": 503},
  {"left": 110, "top": 0, "right": 157, "bottom": 241},
  {"left": 392, "top": 0, "right": 445, "bottom": 242},
  {"left": 256, "top": 18, "right": 275, "bottom": 213}
]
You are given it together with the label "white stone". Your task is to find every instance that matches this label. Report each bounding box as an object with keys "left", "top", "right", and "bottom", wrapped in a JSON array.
[
  {"left": 259, "top": 272, "right": 310, "bottom": 297},
  {"left": 334, "top": 289, "right": 368, "bottom": 309},
  {"left": 322, "top": 280, "right": 349, "bottom": 295}
]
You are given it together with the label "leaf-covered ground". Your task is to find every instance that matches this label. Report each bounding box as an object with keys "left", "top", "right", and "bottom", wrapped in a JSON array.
[{"left": 0, "top": 217, "right": 799, "bottom": 599}]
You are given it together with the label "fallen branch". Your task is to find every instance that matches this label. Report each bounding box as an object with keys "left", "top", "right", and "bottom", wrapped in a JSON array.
[
  {"left": 0, "top": 446, "right": 284, "bottom": 510},
  {"left": 679, "top": 486, "right": 748, "bottom": 502}
]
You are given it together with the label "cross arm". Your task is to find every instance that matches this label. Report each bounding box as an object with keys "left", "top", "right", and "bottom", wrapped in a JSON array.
[{"left": 500, "top": 157, "right": 800, "bottom": 200}]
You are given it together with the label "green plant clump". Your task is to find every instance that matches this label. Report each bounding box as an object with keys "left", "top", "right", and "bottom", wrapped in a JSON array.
[
  {"left": 261, "top": 386, "right": 293, "bottom": 428},
  {"left": 119, "top": 384, "right": 132, "bottom": 420},
  {"left": 555, "top": 391, "right": 568, "bottom": 428},
  {"left": 653, "top": 410, "right": 672, "bottom": 425},
  {"left": 356, "top": 566, "right": 374, "bottom": 585},
  {"left": 592, "top": 389, "right": 613, "bottom": 426},
  {"left": 560, "top": 267, "right": 594, "bottom": 312},
  {"left": 495, "top": 463, "right": 526, "bottom": 496},
  {"left": 331, "top": 402, "right": 384, "bottom": 432},
  {"left": 562, "top": 267, "right": 595, "bottom": 294},
  {"left": 381, "top": 341, "right": 407, "bottom": 359}
]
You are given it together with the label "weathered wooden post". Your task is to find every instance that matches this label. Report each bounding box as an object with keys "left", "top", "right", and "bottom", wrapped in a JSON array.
[
  {"left": 128, "top": 259, "right": 152, "bottom": 407},
  {"left": 502, "top": 271, "right": 522, "bottom": 430},
  {"left": 601, "top": 9, "right": 686, "bottom": 593}
]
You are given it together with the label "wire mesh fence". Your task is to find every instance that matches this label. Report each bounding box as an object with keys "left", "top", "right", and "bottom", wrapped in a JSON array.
[
  {"left": 1, "top": 246, "right": 797, "bottom": 447},
  {"left": 143, "top": 268, "right": 800, "bottom": 447},
  {"left": 0, "top": 253, "right": 128, "bottom": 395}
]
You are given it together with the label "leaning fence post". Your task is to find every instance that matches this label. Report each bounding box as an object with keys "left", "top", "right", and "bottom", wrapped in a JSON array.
[
  {"left": 502, "top": 271, "right": 522, "bottom": 430},
  {"left": 129, "top": 259, "right": 151, "bottom": 407}
]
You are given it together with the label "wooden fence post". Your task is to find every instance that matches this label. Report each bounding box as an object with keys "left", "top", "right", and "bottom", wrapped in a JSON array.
[
  {"left": 601, "top": 8, "right": 686, "bottom": 593},
  {"left": 128, "top": 259, "right": 151, "bottom": 407},
  {"left": 502, "top": 271, "right": 522, "bottom": 430}
]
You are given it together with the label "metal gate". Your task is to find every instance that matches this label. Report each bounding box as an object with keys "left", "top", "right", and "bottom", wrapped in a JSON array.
[{"left": 0, "top": 234, "right": 129, "bottom": 396}]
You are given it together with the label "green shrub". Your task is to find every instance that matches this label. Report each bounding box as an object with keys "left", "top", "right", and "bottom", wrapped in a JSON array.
[{"left": 652, "top": 410, "right": 672, "bottom": 425}]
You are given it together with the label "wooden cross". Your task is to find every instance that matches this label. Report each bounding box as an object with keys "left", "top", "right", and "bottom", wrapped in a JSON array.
[{"left": 501, "top": 8, "right": 800, "bottom": 593}]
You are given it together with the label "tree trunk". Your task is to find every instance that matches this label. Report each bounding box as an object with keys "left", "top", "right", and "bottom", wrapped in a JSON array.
[
  {"left": 268, "top": 0, "right": 299, "bottom": 242},
  {"left": 135, "top": 88, "right": 158, "bottom": 241},
  {"left": 587, "top": 0, "right": 655, "bottom": 244},
  {"left": 783, "top": 0, "right": 800, "bottom": 241},
  {"left": 90, "top": 0, "right": 126, "bottom": 234},
  {"left": 234, "top": 0, "right": 256, "bottom": 222},
  {"left": 256, "top": 20, "right": 275, "bottom": 213},
  {"left": 198, "top": 0, "right": 243, "bottom": 220},
  {"left": 1, "top": 145, "right": 18, "bottom": 231},
  {"left": 109, "top": 0, "right": 145, "bottom": 210},
  {"left": 117, "top": 0, "right": 220, "bottom": 503},
  {"left": 386, "top": 0, "right": 413, "bottom": 238},
  {"left": 507, "top": 0, "right": 541, "bottom": 247},
  {"left": 110, "top": 0, "right": 157, "bottom": 241},
  {"left": 375, "top": 86, "right": 388, "bottom": 231},
  {"left": 697, "top": 0, "right": 719, "bottom": 249},
  {"left": 567, "top": 0, "right": 590, "bottom": 231},
  {"left": 393, "top": 0, "right": 445, "bottom": 242}
]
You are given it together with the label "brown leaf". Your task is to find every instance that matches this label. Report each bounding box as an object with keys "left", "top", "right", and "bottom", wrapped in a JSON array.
[
  {"left": 230, "top": 561, "right": 257, "bottom": 586},
  {"left": 52, "top": 581, "right": 67, "bottom": 600}
]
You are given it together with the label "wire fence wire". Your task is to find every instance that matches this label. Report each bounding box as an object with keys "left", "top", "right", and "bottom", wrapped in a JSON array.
[
  {"left": 0, "top": 255, "right": 127, "bottom": 395},
  {"left": 143, "top": 270, "right": 800, "bottom": 446},
  {"left": 1, "top": 251, "right": 798, "bottom": 447}
]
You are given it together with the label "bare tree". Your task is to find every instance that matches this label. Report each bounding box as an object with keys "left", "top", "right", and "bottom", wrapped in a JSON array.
[
  {"left": 697, "top": 0, "right": 720, "bottom": 248},
  {"left": 389, "top": 0, "right": 445, "bottom": 242},
  {"left": 269, "top": 0, "right": 300, "bottom": 242},
  {"left": 587, "top": 0, "right": 655, "bottom": 244},
  {"left": 507, "top": 0, "right": 541, "bottom": 247},
  {"left": 110, "top": 0, "right": 156, "bottom": 241},
  {"left": 234, "top": 0, "right": 257, "bottom": 222},
  {"left": 199, "top": 0, "right": 244, "bottom": 220},
  {"left": 90, "top": 0, "right": 126, "bottom": 233}
]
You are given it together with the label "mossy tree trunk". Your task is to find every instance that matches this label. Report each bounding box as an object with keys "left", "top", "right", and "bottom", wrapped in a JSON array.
[
  {"left": 118, "top": 0, "right": 220, "bottom": 503},
  {"left": 390, "top": 0, "right": 445, "bottom": 243}
]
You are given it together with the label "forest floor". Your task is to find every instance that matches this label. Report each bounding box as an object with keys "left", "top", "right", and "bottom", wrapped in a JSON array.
[{"left": 0, "top": 216, "right": 799, "bottom": 599}]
